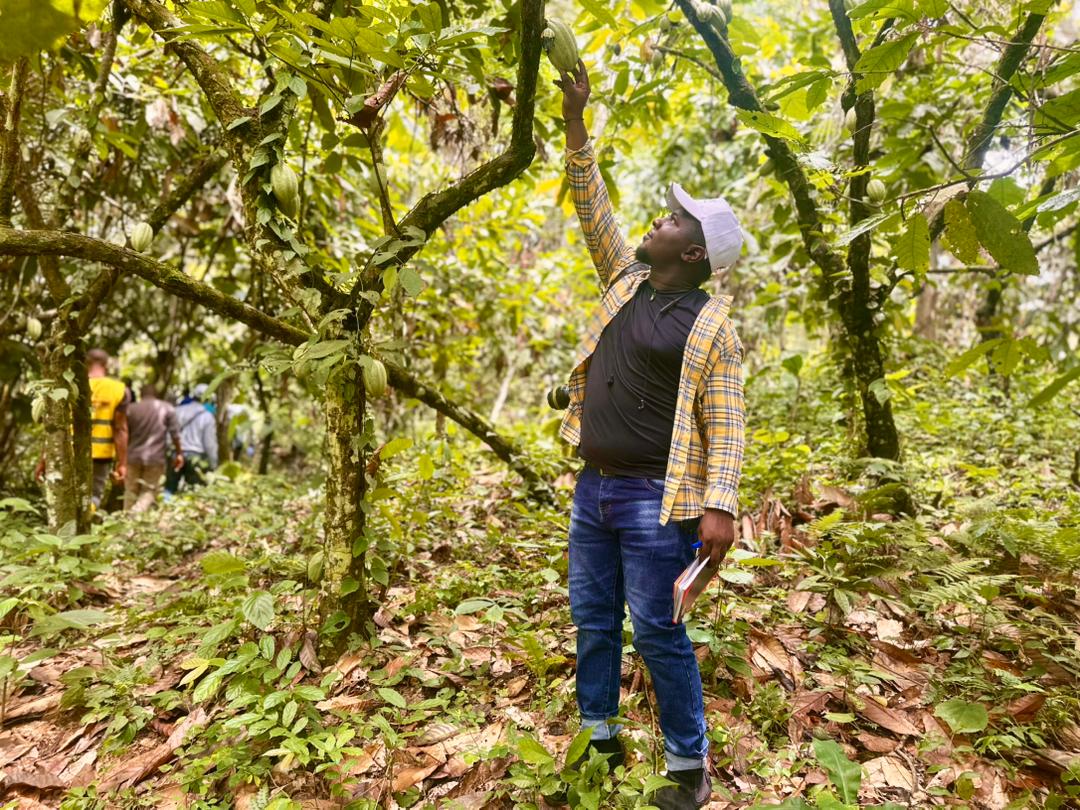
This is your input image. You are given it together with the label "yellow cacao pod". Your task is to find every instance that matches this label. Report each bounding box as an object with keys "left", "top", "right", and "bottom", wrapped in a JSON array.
[
  {"left": 845, "top": 108, "right": 857, "bottom": 133},
  {"left": 271, "top": 163, "right": 300, "bottom": 217},
  {"left": 26, "top": 316, "right": 42, "bottom": 340},
  {"left": 363, "top": 358, "right": 388, "bottom": 398},
  {"left": 130, "top": 222, "right": 153, "bottom": 253},
  {"left": 867, "top": 178, "right": 886, "bottom": 203},
  {"left": 541, "top": 19, "right": 579, "bottom": 74}
]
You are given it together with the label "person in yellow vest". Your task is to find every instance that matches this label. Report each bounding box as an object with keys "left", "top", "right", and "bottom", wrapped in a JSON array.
[
  {"left": 86, "top": 348, "right": 130, "bottom": 507},
  {"left": 35, "top": 348, "right": 130, "bottom": 508}
]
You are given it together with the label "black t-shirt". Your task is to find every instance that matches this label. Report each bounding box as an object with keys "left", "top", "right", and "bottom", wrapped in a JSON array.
[{"left": 579, "top": 280, "right": 709, "bottom": 478}]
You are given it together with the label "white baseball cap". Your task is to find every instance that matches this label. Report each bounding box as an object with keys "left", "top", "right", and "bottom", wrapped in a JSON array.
[{"left": 666, "top": 183, "right": 746, "bottom": 271}]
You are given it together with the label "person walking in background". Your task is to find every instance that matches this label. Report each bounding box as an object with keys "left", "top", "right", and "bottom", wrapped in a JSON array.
[
  {"left": 125, "top": 383, "right": 183, "bottom": 512},
  {"left": 165, "top": 383, "right": 218, "bottom": 494}
]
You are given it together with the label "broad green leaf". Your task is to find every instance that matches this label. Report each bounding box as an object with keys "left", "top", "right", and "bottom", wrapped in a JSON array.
[
  {"left": 854, "top": 33, "right": 918, "bottom": 93},
  {"left": 643, "top": 774, "right": 679, "bottom": 794},
  {"left": 942, "top": 199, "right": 981, "bottom": 264},
  {"left": 894, "top": 212, "right": 930, "bottom": 277},
  {"left": 377, "top": 687, "right": 407, "bottom": 708},
  {"left": 0, "top": 0, "right": 110, "bottom": 60},
  {"left": 201, "top": 550, "right": 247, "bottom": 576},
  {"left": 945, "top": 338, "right": 1002, "bottom": 377},
  {"left": 296, "top": 339, "right": 352, "bottom": 361},
  {"left": 1034, "top": 87, "right": 1080, "bottom": 132},
  {"left": 241, "top": 591, "right": 275, "bottom": 630},
  {"left": 735, "top": 109, "right": 805, "bottom": 145},
  {"left": 577, "top": 0, "right": 618, "bottom": 27},
  {"left": 833, "top": 211, "right": 895, "bottom": 247},
  {"left": 31, "top": 608, "right": 111, "bottom": 637},
  {"left": 516, "top": 734, "right": 554, "bottom": 765},
  {"left": 934, "top": 699, "right": 989, "bottom": 734},
  {"left": 1029, "top": 364, "right": 1080, "bottom": 407},
  {"left": 399, "top": 266, "right": 425, "bottom": 297},
  {"left": 812, "top": 738, "right": 862, "bottom": 804},
  {"left": 966, "top": 191, "right": 1039, "bottom": 275},
  {"left": 562, "top": 727, "right": 594, "bottom": 774}
]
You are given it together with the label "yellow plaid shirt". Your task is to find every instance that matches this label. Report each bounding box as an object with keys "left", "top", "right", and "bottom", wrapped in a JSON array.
[{"left": 559, "top": 140, "right": 746, "bottom": 525}]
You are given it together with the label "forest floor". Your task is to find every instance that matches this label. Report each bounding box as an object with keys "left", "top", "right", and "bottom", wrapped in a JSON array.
[{"left": 2, "top": 358, "right": 1080, "bottom": 809}]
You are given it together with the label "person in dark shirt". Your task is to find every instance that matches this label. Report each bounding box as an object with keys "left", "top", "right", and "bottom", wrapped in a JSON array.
[{"left": 551, "top": 62, "right": 747, "bottom": 809}]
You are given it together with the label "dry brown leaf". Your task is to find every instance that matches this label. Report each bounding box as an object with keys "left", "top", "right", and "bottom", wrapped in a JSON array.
[
  {"left": 2, "top": 691, "right": 62, "bottom": 723},
  {"left": 1005, "top": 693, "right": 1045, "bottom": 722},
  {"left": 863, "top": 755, "right": 915, "bottom": 791},
  {"left": 100, "top": 708, "right": 208, "bottom": 790},
  {"left": 787, "top": 591, "right": 813, "bottom": 613},
  {"left": 856, "top": 731, "right": 899, "bottom": 753},
  {"left": 299, "top": 631, "right": 321, "bottom": 674},
  {"left": 1, "top": 765, "right": 66, "bottom": 790},
  {"left": 506, "top": 676, "right": 528, "bottom": 698},
  {"left": 391, "top": 759, "right": 441, "bottom": 793},
  {"left": 850, "top": 697, "right": 922, "bottom": 736},
  {"left": 415, "top": 721, "right": 458, "bottom": 747}
]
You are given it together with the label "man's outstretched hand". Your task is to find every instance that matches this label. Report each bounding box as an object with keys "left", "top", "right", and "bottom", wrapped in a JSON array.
[
  {"left": 698, "top": 508, "right": 735, "bottom": 567},
  {"left": 554, "top": 59, "right": 590, "bottom": 120}
]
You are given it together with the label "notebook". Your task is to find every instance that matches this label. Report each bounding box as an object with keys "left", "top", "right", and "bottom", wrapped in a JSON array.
[{"left": 672, "top": 554, "right": 716, "bottom": 624}]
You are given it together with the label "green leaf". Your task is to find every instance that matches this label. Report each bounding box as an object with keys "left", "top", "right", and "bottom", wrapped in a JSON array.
[
  {"left": 0, "top": 0, "right": 110, "bottom": 60},
  {"left": 577, "top": 0, "right": 617, "bottom": 28},
  {"left": 894, "top": 212, "right": 930, "bottom": 277},
  {"left": 201, "top": 550, "right": 246, "bottom": 576},
  {"left": 643, "top": 774, "right": 679, "bottom": 794},
  {"left": 812, "top": 738, "right": 862, "bottom": 803},
  {"left": 934, "top": 699, "right": 989, "bottom": 734},
  {"left": 735, "top": 109, "right": 805, "bottom": 145},
  {"left": 377, "top": 686, "right": 407, "bottom": 708},
  {"left": 966, "top": 191, "right": 1039, "bottom": 275},
  {"left": 562, "top": 727, "right": 594, "bottom": 774},
  {"left": 399, "top": 266, "right": 425, "bottom": 297},
  {"left": 295, "top": 339, "right": 352, "bottom": 361},
  {"left": 1028, "top": 365, "right": 1080, "bottom": 407},
  {"left": 31, "top": 608, "right": 111, "bottom": 637},
  {"left": 854, "top": 33, "right": 917, "bottom": 93},
  {"left": 516, "top": 734, "right": 554, "bottom": 765},
  {"left": 833, "top": 211, "right": 895, "bottom": 247},
  {"left": 241, "top": 591, "right": 275, "bottom": 630},
  {"left": 945, "top": 338, "right": 1002, "bottom": 377},
  {"left": 942, "top": 199, "right": 981, "bottom": 264}
]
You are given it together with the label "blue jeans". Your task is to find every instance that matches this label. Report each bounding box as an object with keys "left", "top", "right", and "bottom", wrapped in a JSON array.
[{"left": 569, "top": 466, "right": 706, "bottom": 771}]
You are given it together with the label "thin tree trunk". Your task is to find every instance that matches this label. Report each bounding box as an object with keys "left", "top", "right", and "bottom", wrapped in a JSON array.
[
  {"left": 39, "top": 327, "right": 87, "bottom": 531},
  {"left": 320, "top": 364, "right": 370, "bottom": 645}
]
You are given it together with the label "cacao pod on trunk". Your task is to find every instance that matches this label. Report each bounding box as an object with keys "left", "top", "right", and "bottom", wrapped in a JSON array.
[
  {"left": 363, "top": 358, "right": 388, "bottom": 397},
  {"left": 867, "top": 178, "right": 886, "bottom": 203},
  {"left": 271, "top": 163, "right": 300, "bottom": 218}
]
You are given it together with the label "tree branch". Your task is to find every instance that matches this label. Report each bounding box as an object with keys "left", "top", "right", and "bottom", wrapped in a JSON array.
[
  {"left": 672, "top": 0, "right": 846, "bottom": 285},
  {"left": 928, "top": 11, "right": 1048, "bottom": 239},
  {"left": 50, "top": 24, "right": 120, "bottom": 229},
  {"left": 145, "top": 150, "right": 228, "bottom": 232},
  {"left": 0, "top": 227, "right": 309, "bottom": 345},
  {"left": 122, "top": 0, "right": 250, "bottom": 136},
  {"left": 0, "top": 58, "right": 29, "bottom": 228},
  {"left": 382, "top": 357, "right": 553, "bottom": 503},
  {"left": 349, "top": 0, "right": 545, "bottom": 319}
]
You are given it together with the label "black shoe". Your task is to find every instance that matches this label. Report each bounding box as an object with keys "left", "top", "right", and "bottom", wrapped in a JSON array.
[
  {"left": 542, "top": 738, "right": 626, "bottom": 805},
  {"left": 651, "top": 767, "right": 712, "bottom": 809}
]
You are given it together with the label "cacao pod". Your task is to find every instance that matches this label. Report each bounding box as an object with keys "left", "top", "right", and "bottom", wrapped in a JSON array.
[
  {"left": 129, "top": 221, "right": 154, "bottom": 253},
  {"left": 363, "top": 358, "right": 388, "bottom": 397},
  {"left": 867, "top": 178, "right": 886, "bottom": 203},
  {"left": 639, "top": 37, "right": 656, "bottom": 63},
  {"left": 271, "top": 163, "right": 300, "bottom": 217},
  {"left": 845, "top": 108, "right": 857, "bottom": 133},
  {"left": 541, "top": 19, "right": 579, "bottom": 74},
  {"left": 26, "top": 316, "right": 42, "bottom": 340},
  {"left": 659, "top": 14, "right": 674, "bottom": 32},
  {"left": 695, "top": 2, "right": 726, "bottom": 31},
  {"left": 717, "top": 0, "right": 734, "bottom": 23},
  {"left": 32, "top": 397, "right": 45, "bottom": 424},
  {"left": 651, "top": 49, "right": 664, "bottom": 69}
]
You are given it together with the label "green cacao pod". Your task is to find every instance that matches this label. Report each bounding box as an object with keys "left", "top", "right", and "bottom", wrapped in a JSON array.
[
  {"left": 695, "top": 2, "right": 726, "bottom": 31},
  {"left": 541, "top": 19, "right": 579, "bottom": 74},
  {"left": 845, "top": 108, "right": 857, "bottom": 133},
  {"left": 363, "top": 358, "right": 388, "bottom": 398},
  {"left": 130, "top": 221, "right": 154, "bottom": 253},
  {"left": 651, "top": 49, "right": 665, "bottom": 69},
  {"left": 32, "top": 397, "right": 45, "bottom": 425},
  {"left": 26, "top": 316, "right": 42, "bottom": 341},
  {"left": 867, "top": 178, "right": 886, "bottom": 203},
  {"left": 717, "top": 0, "right": 734, "bottom": 23},
  {"left": 271, "top": 163, "right": 300, "bottom": 217},
  {"left": 659, "top": 13, "right": 674, "bottom": 32}
]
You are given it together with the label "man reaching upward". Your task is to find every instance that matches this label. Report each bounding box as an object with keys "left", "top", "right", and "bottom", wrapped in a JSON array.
[{"left": 554, "top": 61, "right": 747, "bottom": 809}]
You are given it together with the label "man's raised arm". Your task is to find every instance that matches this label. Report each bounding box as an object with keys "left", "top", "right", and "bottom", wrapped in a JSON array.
[{"left": 556, "top": 61, "right": 636, "bottom": 289}]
